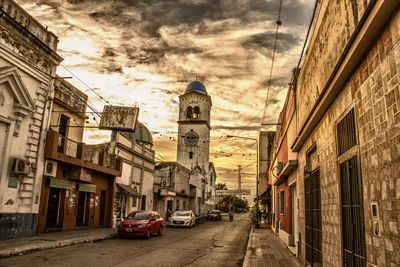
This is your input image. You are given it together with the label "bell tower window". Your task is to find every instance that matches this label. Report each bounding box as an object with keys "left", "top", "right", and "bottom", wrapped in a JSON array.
[
  {"left": 186, "top": 106, "right": 193, "bottom": 119},
  {"left": 189, "top": 152, "right": 193, "bottom": 159},
  {"left": 193, "top": 106, "right": 200, "bottom": 119}
]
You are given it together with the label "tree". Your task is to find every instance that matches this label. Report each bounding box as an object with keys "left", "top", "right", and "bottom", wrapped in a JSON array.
[{"left": 216, "top": 183, "right": 228, "bottom": 190}]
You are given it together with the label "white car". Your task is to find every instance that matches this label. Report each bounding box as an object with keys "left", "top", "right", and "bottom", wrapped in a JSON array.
[{"left": 169, "top": 210, "right": 196, "bottom": 227}]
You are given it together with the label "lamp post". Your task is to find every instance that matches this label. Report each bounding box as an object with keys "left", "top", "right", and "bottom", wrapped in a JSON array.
[{"left": 226, "top": 135, "right": 260, "bottom": 228}]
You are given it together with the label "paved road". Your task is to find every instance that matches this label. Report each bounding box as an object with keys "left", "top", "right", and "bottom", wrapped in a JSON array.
[{"left": 0, "top": 213, "right": 250, "bottom": 267}]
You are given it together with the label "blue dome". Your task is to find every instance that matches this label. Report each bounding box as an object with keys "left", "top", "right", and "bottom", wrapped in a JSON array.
[{"left": 186, "top": 81, "right": 207, "bottom": 93}]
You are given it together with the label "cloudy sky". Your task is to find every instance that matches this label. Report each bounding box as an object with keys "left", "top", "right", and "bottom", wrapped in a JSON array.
[{"left": 17, "top": 0, "right": 313, "bottom": 196}]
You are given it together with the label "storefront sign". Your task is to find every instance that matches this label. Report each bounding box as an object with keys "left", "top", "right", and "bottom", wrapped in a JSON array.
[
  {"left": 78, "top": 183, "right": 97, "bottom": 193},
  {"left": 8, "top": 176, "right": 18, "bottom": 188},
  {"left": 50, "top": 178, "right": 73, "bottom": 190}
]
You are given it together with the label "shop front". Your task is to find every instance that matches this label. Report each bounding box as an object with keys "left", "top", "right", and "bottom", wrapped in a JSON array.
[
  {"left": 113, "top": 183, "right": 141, "bottom": 226},
  {"left": 37, "top": 164, "right": 116, "bottom": 233}
]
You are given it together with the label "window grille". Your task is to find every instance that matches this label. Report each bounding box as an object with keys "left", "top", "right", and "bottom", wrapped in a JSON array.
[
  {"left": 337, "top": 108, "right": 366, "bottom": 267},
  {"left": 340, "top": 156, "right": 366, "bottom": 266},
  {"left": 305, "top": 169, "right": 322, "bottom": 265},
  {"left": 337, "top": 109, "right": 356, "bottom": 155}
]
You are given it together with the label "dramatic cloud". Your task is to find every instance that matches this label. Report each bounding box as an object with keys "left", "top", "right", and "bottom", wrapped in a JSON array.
[{"left": 16, "top": 0, "right": 314, "bottom": 192}]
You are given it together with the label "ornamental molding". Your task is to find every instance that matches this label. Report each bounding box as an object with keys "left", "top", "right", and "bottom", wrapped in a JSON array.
[{"left": 0, "top": 66, "right": 34, "bottom": 135}]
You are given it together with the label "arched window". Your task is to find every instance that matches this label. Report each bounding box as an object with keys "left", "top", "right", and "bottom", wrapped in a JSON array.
[
  {"left": 193, "top": 106, "right": 200, "bottom": 119},
  {"left": 186, "top": 106, "right": 193, "bottom": 119}
]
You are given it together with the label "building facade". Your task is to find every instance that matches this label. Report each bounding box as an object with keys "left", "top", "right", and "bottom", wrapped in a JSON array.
[
  {"left": 0, "top": 0, "right": 62, "bottom": 239},
  {"left": 37, "top": 78, "right": 122, "bottom": 233},
  {"left": 290, "top": 1, "right": 400, "bottom": 266},
  {"left": 153, "top": 162, "right": 190, "bottom": 219},
  {"left": 269, "top": 71, "right": 298, "bottom": 254},
  {"left": 106, "top": 124, "right": 155, "bottom": 227}
]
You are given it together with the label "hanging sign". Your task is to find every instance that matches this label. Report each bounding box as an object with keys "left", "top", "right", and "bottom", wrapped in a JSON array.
[{"left": 99, "top": 105, "right": 139, "bottom": 131}]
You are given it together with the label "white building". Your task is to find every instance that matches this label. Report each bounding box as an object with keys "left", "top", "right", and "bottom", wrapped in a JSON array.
[
  {"left": 0, "top": 0, "right": 62, "bottom": 239},
  {"left": 176, "top": 81, "right": 216, "bottom": 215},
  {"left": 106, "top": 123, "right": 155, "bottom": 226}
]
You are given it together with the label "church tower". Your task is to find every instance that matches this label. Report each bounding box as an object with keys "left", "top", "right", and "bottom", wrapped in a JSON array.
[{"left": 177, "top": 81, "right": 212, "bottom": 174}]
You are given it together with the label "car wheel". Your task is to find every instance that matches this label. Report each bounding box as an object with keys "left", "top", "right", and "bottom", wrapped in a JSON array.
[
  {"left": 158, "top": 226, "right": 163, "bottom": 236},
  {"left": 145, "top": 228, "right": 151, "bottom": 239}
]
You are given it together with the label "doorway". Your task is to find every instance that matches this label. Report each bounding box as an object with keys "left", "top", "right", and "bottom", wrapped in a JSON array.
[
  {"left": 99, "top": 190, "right": 106, "bottom": 225},
  {"left": 46, "top": 187, "right": 62, "bottom": 227},
  {"left": 141, "top": 195, "right": 146, "bottom": 210},
  {"left": 76, "top": 191, "right": 88, "bottom": 226}
]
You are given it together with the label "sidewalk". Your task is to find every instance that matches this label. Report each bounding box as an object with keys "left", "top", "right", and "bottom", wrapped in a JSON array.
[
  {"left": 242, "top": 224, "right": 301, "bottom": 267},
  {"left": 0, "top": 227, "right": 117, "bottom": 258}
]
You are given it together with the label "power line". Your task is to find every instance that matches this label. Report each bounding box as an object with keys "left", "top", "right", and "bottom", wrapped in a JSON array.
[{"left": 261, "top": 0, "right": 283, "bottom": 125}]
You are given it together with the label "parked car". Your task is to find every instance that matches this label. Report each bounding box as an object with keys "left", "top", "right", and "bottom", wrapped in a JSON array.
[
  {"left": 118, "top": 211, "right": 163, "bottom": 238},
  {"left": 207, "top": 210, "right": 222, "bottom": 221},
  {"left": 169, "top": 210, "right": 196, "bottom": 227}
]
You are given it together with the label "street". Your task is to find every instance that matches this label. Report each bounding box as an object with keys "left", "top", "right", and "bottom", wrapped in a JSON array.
[{"left": 0, "top": 213, "right": 250, "bottom": 267}]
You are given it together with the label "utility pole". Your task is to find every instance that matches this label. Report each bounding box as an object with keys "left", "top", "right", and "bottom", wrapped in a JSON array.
[{"left": 238, "top": 165, "right": 242, "bottom": 198}]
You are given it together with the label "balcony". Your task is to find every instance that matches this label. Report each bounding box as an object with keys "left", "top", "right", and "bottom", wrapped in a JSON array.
[{"left": 45, "top": 130, "right": 122, "bottom": 176}]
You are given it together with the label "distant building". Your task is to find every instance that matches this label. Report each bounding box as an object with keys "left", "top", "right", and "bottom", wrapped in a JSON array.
[
  {"left": 153, "top": 162, "right": 190, "bottom": 219},
  {"left": 38, "top": 78, "right": 122, "bottom": 233},
  {"left": 176, "top": 81, "right": 216, "bottom": 215},
  {"left": 267, "top": 70, "right": 298, "bottom": 253},
  {"left": 0, "top": 0, "right": 62, "bottom": 239}
]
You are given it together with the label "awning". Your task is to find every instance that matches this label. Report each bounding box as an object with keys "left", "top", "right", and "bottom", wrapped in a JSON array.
[
  {"left": 50, "top": 178, "right": 73, "bottom": 190},
  {"left": 116, "top": 183, "right": 141, "bottom": 197},
  {"left": 258, "top": 185, "right": 271, "bottom": 200},
  {"left": 273, "top": 160, "right": 298, "bottom": 186}
]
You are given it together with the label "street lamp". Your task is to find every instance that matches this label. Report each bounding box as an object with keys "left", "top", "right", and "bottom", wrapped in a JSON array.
[{"left": 226, "top": 135, "right": 260, "bottom": 228}]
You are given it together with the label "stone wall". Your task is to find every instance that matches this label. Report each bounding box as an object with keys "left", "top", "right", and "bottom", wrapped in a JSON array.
[
  {"left": 355, "top": 9, "right": 400, "bottom": 266},
  {"left": 296, "top": 4, "right": 400, "bottom": 267}
]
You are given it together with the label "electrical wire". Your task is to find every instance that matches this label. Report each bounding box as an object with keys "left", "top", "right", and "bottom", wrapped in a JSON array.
[{"left": 261, "top": 0, "right": 284, "bottom": 125}]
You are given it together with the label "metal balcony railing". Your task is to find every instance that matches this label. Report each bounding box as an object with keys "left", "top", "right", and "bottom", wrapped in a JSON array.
[{"left": 57, "top": 135, "right": 80, "bottom": 158}]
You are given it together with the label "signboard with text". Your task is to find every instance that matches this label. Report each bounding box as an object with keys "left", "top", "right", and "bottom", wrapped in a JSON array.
[
  {"left": 99, "top": 105, "right": 139, "bottom": 131},
  {"left": 216, "top": 189, "right": 251, "bottom": 196}
]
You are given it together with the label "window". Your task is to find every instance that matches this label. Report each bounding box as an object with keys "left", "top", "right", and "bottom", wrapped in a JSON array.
[
  {"left": 186, "top": 106, "right": 193, "bottom": 119},
  {"left": 59, "top": 114, "right": 69, "bottom": 137},
  {"left": 337, "top": 108, "right": 356, "bottom": 155},
  {"left": 193, "top": 106, "right": 200, "bottom": 119},
  {"left": 132, "top": 197, "right": 136, "bottom": 207},
  {"left": 280, "top": 191, "right": 285, "bottom": 214},
  {"left": 189, "top": 152, "right": 193, "bottom": 159},
  {"left": 183, "top": 201, "right": 186, "bottom": 210},
  {"left": 176, "top": 200, "right": 180, "bottom": 210},
  {"left": 337, "top": 108, "right": 366, "bottom": 266}
]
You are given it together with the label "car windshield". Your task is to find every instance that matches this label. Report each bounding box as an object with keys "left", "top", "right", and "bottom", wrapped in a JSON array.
[
  {"left": 209, "top": 211, "right": 220, "bottom": 214},
  {"left": 126, "top": 212, "right": 150, "bottom": 220},
  {"left": 173, "top": 211, "right": 190, "bottom": 216}
]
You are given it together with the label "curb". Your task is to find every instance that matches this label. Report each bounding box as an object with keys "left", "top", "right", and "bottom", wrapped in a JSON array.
[
  {"left": 242, "top": 225, "right": 254, "bottom": 267},
  {"left": 0, "top": 232, "right": 117, "bottom": 258}
]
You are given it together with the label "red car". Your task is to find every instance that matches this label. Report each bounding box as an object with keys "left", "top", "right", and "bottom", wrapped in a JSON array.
[
  {"left": 207, "top": 210, "right": 222, "bottom": 221},
  {"left": 118, "top": 211, "right": 163, "bottom": 239}
]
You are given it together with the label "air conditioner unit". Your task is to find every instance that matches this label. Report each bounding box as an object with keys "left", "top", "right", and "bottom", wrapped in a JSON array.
[
  {"left": 44, "top": 160, "right": 57, "bottom": 177},
  {"left": 10, "top": 158, "right": 30, "bottom": 175}
]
